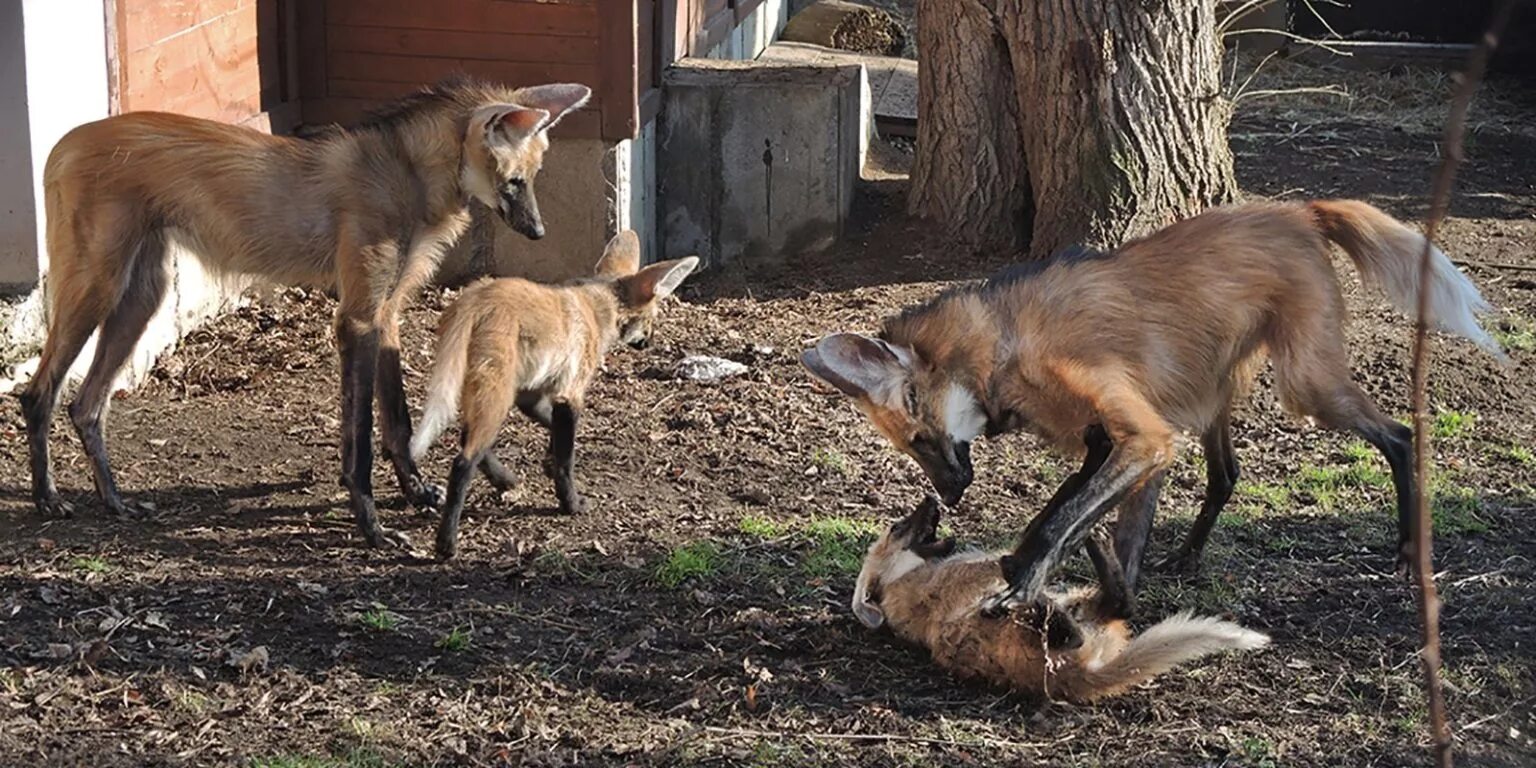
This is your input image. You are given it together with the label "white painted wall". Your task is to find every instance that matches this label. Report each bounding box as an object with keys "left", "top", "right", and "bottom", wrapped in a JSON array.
[
  {"left": 21, "top": 0, "right": 111, "bottom": 277},
  {"left": 0, "top": 1, "right": 38, "bottom": 288}
]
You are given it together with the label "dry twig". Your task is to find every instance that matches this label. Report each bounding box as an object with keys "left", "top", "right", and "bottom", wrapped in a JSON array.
[{"left": 1408, "top": 3, "right": 1517, "bottom": 765}]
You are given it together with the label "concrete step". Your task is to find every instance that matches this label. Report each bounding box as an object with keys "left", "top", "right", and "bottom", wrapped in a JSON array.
[{"left": 757, "top": 42, "right": 917, "bottom": 135}]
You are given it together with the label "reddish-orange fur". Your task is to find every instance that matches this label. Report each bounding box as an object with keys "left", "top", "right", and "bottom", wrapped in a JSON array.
[
  {"left": 414, "top": 232, "right": 699, "bottom": 560},
  {"left": 18, "top": 78, "right": 591, "bottom": 549},
  {"left": 807, "top": 199, "right": 1499, "bottom": 606}
]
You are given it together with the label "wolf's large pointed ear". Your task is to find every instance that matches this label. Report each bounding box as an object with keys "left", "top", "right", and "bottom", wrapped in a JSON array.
[
  {"left": 515, "top": 83, "right": 592, "bottom": 132},
  {"left": 595, "top": 230, "right": 642, "bottom": 277},
  {"left": 852, "top": 598, "right": 886, "bottom": 629},
  {"left": 624, "top": 256, "right": 700, "bottom": 304},
  {"left": 476, "top": 104, "right": 552, "bottom": 147},
  {"left": 801, "top": 333, "right": 911, "bottom": 400}
]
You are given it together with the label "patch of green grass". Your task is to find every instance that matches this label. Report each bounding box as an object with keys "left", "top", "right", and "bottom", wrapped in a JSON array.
[
  {"left": 1431, "top": 483, "right": 1490, "bottom": 536},
  {"left": 1500, "top": 445, "right": 1534, "bottom": 466},
  {"left": 70, "top": 555, "right": 112, "bottom": 574},
  {"left": 800, "top": 517, "right": 879, "bottom": 579},
  {"left": 1239, "top": 735, "right": 1278, "bottom": 768},
  {"left": 436, "top": 626, "right": 471, "bottom": 653},
  {"left": 1491, "top": 315, "right": 1536, "bottom": 352},
  {"left": 1236, "top": 481, "right": 1291, "bottom": 511},
  {"left": 357, "top": 608, "right": 400, "bottom": 633},
  {"left": 249, "top": 749, "right": 389, "bottom": 768},
  {"left": 656, "top": 541, "right": 722, "bottom": 588},
  {"left": 738, "top": 515, "right": 787, "bottom": 539},
  {"left": 1293, "top": 446, "right": 1393, "bottom": 513},
  {"left": 1432, "top": 410, "right": 1476, "bottom": 439},
  {"left": 172, "top": 689, "right": 211, "bottom": 716},
  {"left": 749, "top": 740, "right": 807, "bottom": 766},
  {"left": 810, "top": 447, "right": 851, "bottom": 476}
]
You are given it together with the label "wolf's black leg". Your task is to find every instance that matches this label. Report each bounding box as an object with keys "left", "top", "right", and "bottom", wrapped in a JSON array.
[
  {"left": 1159, "top": 413, "right": 1239, "bottom": 575},
  {"left": 339, "top": 322, "right": 405, "bottom": 547},
  {"left": 548, "top": 402, "right": 587, "bottom": 515},
  {"left": 435, "top": 449, "right": 485, "bottom": 560},
  {"left": 377, "top": 339, "right": 444, "bottom": 511}
]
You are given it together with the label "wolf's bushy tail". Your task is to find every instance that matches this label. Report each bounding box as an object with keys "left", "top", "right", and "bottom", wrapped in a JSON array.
[
  {"left": 409, "top": 301, "right": 476, "bottom": 461},
  {"left": 1309, "top": 199, "right": 1501, "bottom": 355},
  {"left": 1054, "top": 613, "right": 1269, "bottom": 702}
]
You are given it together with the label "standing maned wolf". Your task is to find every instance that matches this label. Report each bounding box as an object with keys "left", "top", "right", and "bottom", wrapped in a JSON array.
[
  {"left": 855, "top": 491, "right": 1268, "bottom": 702},
  {"left": 409, "top": 231, "right": 699, "bottom": 561},
  {"left": 19, "top": 78, "right": 589, "bottom": 547},
  {"left": 804, "top": 200, "right": 1501, "bottom": 614}
]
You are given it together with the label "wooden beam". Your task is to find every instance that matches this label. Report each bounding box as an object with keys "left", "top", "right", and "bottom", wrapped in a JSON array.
[{"left": 600, "top": 0, "right": 640, "bottom": 140}]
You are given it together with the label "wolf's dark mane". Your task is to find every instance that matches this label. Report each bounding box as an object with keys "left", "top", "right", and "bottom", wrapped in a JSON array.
[
  {"left": 354, "top": 74, "right": 485, "bottom": 131},
  {"left": 882, "top": 244, "right": 1115, "bottom": 337}
]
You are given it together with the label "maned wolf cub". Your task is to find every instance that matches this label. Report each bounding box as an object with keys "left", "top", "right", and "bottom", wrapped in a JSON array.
[
  {"left": 855, "top": 493, "right": 1268, "bottom": 702},
  {"left": 411, "top": 231, "right": 699, "bottom": 560},
  {"left": 21, "top": 76, "right": 590, "bottom": 549}
]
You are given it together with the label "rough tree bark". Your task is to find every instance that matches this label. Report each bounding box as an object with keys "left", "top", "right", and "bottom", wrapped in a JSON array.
[
  {"left": 907, "top": 0, "right": 1028, "bottom": 250},
  {"left": 911, "top": 0, "right": 1239, "bottom": 257}
]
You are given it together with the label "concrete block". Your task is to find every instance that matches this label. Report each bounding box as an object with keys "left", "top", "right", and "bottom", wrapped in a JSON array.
[{"left": 659, "top": 59, "right": 863, "bottom": 268}]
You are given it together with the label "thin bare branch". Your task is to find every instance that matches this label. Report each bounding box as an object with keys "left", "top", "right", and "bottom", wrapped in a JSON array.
[
  {"left": 1223, "top": 27, "right": 1356, "bottom": 57},
  {"left": 1234, "top": 85, "right": 1350, "bottom": 105},
  {"left": 1408, "top": 3, "right": 1517, "bottom": 766},
  {"left": 1217, "top": 0, "right": 1277, "bottom": 34}
]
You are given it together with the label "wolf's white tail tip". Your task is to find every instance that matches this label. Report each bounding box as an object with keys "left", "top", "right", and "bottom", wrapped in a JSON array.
[{"left": 1426, "top": 247, "right": 1505, "bottom": 359}]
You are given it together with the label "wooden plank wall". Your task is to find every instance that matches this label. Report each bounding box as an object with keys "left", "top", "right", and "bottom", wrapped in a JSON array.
[
  {"left": 300, "top": 0, "right": 643, "bottom": 140},
  {"left": 113, "top": 0, "right": 297, "bottom": 128}
]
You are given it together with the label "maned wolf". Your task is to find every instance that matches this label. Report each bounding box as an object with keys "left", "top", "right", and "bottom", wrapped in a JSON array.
[
  {"left": 855, "top": 491, "right": 1268, "bottom": 702},
  {"left": 409, "top": 231, "right": 699, "bottom": 560},
  {"left": 803, "top": 200, "right": 1501, "bottom": 613},
  {"left": 19, "top": 78, "right": 589, "bottom": 547}
]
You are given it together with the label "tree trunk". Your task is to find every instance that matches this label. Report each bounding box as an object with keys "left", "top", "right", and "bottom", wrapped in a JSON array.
[
  {"left": 910, "top": 0, "right": 1238, "bottom": 257},
  {"left": 907, "top": 0, "right": 1029, "bottom": 250}
]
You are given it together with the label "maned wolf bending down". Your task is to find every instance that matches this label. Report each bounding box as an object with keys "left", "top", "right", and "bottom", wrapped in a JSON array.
[
  {"left": 410, "top": 231, "right": 700, "bottom": 561},
  {"left": 854, "top": 489, "right": 1269, "bottom": 702},
  {"left": 804, "top": 200, "right": 1501, "bottom": 614},
  {"left": 18, "top": 78, "right": 589, "bottom": 547}
]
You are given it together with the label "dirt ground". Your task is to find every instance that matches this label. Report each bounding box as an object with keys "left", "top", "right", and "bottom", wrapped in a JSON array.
[{"left": 3, "top": 58, "right": 1535, "bottom": 767}]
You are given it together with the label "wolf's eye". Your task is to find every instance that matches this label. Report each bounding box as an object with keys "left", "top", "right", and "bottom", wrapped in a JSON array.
[{"left": 903, "top": 383, "right": 918, "bottom": 414}]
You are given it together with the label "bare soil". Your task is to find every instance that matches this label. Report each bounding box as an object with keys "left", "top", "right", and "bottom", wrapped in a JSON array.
[{"left": 2, "top": 62, "right": 1534, "bottom": 767}]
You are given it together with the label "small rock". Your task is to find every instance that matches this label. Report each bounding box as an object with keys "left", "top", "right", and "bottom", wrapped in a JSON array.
[
  {"left": 47, "top": 643, "right": 74, "bottom": 661},
  {"left": 674, "top": 355, "right": 748, "bottom": 383},
  {"left": 228, "top": 645, "right": 269, "bottom": 674}
]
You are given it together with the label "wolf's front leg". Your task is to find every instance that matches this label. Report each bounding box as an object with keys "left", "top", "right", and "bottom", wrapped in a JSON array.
[
  {"left": 548, "top": 401, "right": 588, "bottom": 515},
  {"left": 377, "top": 314, "right": 445, "bottom": 511},
  {"left": 337, "top": 317, "right": 409, "bottom": 548},
  {"left": 988, "top": 410, "right": 1171, "bottom": 616}
]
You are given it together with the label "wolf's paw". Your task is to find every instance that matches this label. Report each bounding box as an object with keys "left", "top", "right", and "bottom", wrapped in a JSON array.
[
  {"left": 1153, "top": 548, "right": 1203, "bottom": 577},
  {"left": 407, "top": 480, "right": 445, "bottom": 511},
  {"left": 365, "top": 525, "right": 414, "bottom": 550},
  {"left": 35, "top": 492, "right": 75, "bottom": 519},
  {"left": 558, "top": 494, "right": 589, "bottom": 516}
]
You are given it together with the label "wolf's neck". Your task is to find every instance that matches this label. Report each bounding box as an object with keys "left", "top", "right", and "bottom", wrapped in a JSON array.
[{"left": 885, "top": 296, "right": 1007, "bottom": 422}]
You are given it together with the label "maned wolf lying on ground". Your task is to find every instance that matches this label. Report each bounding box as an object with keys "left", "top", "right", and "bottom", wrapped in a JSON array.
[
  {"left": 410, "top": 231, "right": 699, "bottom": 560},
  {"left": 804, "top": 200, "right": 1502, "bottom": 614},
  {"left": 19, "top": 77, "right": 589, "bottom": 548},
  {"left": 855, "top": 490, "right": 1268, "bottom": 703}
]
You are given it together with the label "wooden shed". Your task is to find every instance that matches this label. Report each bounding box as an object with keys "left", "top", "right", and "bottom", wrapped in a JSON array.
[
  {"left": 100, "top": 0, "right": 787, "bottom": 140},
  {"left": 3, "top": 0, "right": 789, "bottom": 388}
]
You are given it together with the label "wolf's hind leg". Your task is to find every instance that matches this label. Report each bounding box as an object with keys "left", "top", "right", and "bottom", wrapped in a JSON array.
[
  {"left": 480, "top": 451, "right": 521, "bottom": 493},
  {"left": 1272, "top": 314, "right": 1416, "bottom": 576},
  {"left": 436, "top": 370, "right": 517, "bottom": 560},
  {"left": 68, "top": 229, "right": 170, "bottom": 517}
]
